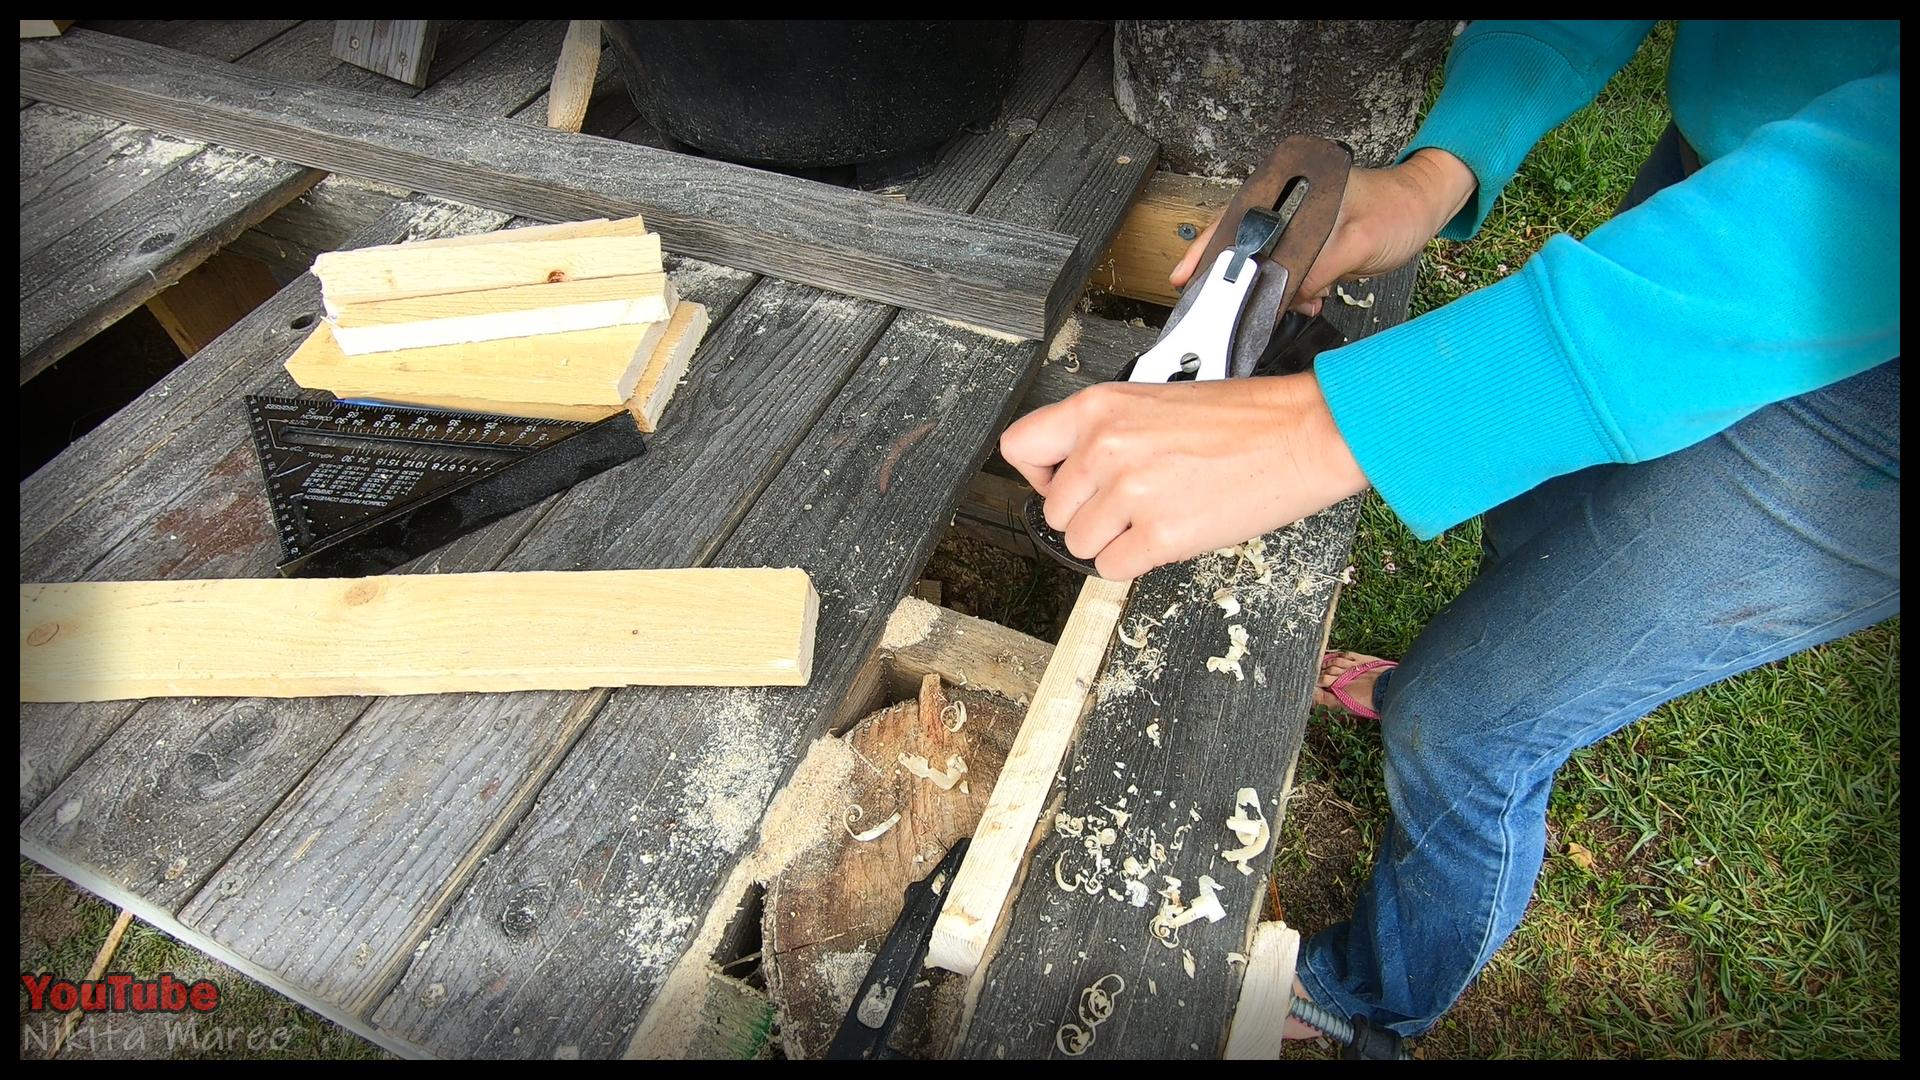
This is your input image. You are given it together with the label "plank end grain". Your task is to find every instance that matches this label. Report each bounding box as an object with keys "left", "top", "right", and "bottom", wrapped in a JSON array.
[{"left": 1223, "top": 920, "right": 1301, "bottom": 1060}]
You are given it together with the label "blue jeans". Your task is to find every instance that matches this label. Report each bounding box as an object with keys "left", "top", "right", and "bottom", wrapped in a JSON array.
[{"left": 1297, "top": 129, "right": 1902, "bottom": 1037}]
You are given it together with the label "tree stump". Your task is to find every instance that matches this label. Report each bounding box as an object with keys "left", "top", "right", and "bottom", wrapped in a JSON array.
[{"left": 1113, "top": 20, "right": 1457, "bottom": 173}]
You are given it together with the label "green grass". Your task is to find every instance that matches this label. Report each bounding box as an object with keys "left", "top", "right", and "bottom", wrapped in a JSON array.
[{"left": 1290, "top": 24, "right": 1902, "bottom": 1059}]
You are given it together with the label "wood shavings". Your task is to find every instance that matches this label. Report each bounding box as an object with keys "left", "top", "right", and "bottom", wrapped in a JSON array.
[
  {"left": 1055, "top": 813, "right": 1085, "bottom": 838},
  {"left": 842, "top": 805, "right": 901, "bottom": 843},
  {"left": 941, "top": 700, "right": 968, "bottom": 733},
  {"left": 1223, "top": 787, "right": 1271, "bottom": 875},
  {"left": 1213, "top": 588, "right": 1241, "bottom": 618},
  {"left": 899, "top": 752, "right": 967, "bottom": 791},
  {"left": 1146, "top": 721, "right": 1162, "bottom": 749},
  {"left": 1183, "top": 949, "right": 1197, "bottom": 979},
  {"left": 1150, "top": 873, "right": 1225, "bottom": 946},
  {"left": 1227, "top": 952, "right": 1248, "bottom": 967},
  {"left": 1207, "top": 624, "right": 1252, "bottom": 681},
  {"left": 1053, "top": 851, "right": 1086, "bottom": 893},
  {"left": 1335, "top": 284, "right": 1376, "bottom": 308},
  {"left": 1057, "top": 974, "right": 1124, "bottom": 1056}
]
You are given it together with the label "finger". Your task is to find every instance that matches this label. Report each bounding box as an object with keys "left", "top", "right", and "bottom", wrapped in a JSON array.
[
  {"left": 1040, "top": 452, "right": 1100, "bottom": 533},
  {"left": 1061, "top": 487, "right": 1132, "bottom": 562},
  {"left": 1169, "top": 218, "right": 1220, "bottom": 289},
  {"left": 1094, "top": 518, "right": 1193, "bottom": 581},
  {"left": 997, "top": 402, "right": 1083, "bottom": 495},
  {"left": 1292, "top": 295, "right": 1323, "bottom": 318}
]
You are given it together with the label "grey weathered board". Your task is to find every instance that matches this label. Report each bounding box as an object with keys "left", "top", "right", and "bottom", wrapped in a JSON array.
[
  {"left": 18, "top": 23, "right": 1148, "bottom": 1060},
  {"left": 959, "top": 262, "right": 1418, "bottom": 1059},
  {"left": 331, "top": 20, "right": 442, "bottom": 88},
  {"left": 365, "top": 34, "right": 1149, "bottom": 1059},
  {"left": 15, "top": 19, "right": 545, "bottom": 382},
  {"left": 20, "top": 28, "right": 1084, "bottom": 340}
]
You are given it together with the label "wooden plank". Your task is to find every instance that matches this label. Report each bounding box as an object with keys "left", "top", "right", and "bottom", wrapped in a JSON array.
[
  {"left": 330, "top": 20, "right": 441, "bottom": 88},
  {"left": 16, "top": 20, "right": 541, "bottom": 381},
  {"left": 145, "top": 250, "right": 283, "bottom": 356},
  {"left": 18, "top": 146, "right": 326, "bottom": 383},
  {"left": 925, "top": 573, "right": 1132, "bottom": 976},
  {"left": 20, "top": 568, "right": 819, "bottom": 701},
  {"left": 329, "top": 271, "right": 673, "bottom": 353},
  {"left": 287, "top": 297, "right": 708, "bottom": 428},
  {"left": 1224, "top": 921, "right": 1300, "bottom": 1060},
  {"left": 309, "top": 225, "right": 652, "bottom": 303},
  {"left": 313, "top": 227, "right": 660, "bottom": 305},
  {"left": 956, "top": 262, "right": 1419, "bottom": 1059},
  {"left": 15, "top": 200, "right": 515, "bottom": 824},
  {"left": 1092, "top": 171, "right": 1237, "bottom": 306},
  {"left": 545, "top": 20, "right": 599, "bottom": 133},
  {"left": 287, "top": 313, "right": 664, "bottom": 413},
  {"left": 876, "top": 596, "right": 1054, "bottom": 708},
  {"left": 18, "top": 226, "right": 758, "bottom": 936},
  {"left": 19, "top": 29, "right": 1082, "bottom": 340},
  {"left": 365, "top": 36, "right": 1155, "bottom": 1056}
]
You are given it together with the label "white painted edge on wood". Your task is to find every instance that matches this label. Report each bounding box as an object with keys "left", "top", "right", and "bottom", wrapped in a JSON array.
[
  {"left": 1224, "top": 920, "right": 1301, "bottom": 1059},
  {"left": 925, "top": 573, "right": 1131, "bottom": 975}
]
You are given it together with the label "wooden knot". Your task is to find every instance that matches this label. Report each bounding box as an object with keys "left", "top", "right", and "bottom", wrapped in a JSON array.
[{"left": 25, "top": 622, "right": 59, "bottom": 647}]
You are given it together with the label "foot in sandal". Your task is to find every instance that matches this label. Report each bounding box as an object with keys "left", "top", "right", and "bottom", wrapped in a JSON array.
[{"left": 1316, "top": 650, "right": 1398, "bottom": 721}]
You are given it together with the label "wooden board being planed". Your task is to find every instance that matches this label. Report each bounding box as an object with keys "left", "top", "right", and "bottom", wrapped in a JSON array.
[
  {"left": 19, "top": 568, "right": 817, "bottom": 701},
  {"left": 330, "top": 273, "right": 674, "bottom": 353},
  {"left": 313, "top": 229, "right": 662, "bottom": 306}
]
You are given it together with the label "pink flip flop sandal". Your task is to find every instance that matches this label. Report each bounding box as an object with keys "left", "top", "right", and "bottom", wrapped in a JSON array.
[{"left": 1319, "top": 652, "right": 1398, "bottom": 721}]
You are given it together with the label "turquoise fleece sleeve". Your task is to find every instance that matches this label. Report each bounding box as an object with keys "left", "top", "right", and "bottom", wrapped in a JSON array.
[
  {"left": 1402, "top": 21, "right": 1655, "bottom": 237},
  {"left": 1317, "top": 68, "right": 1901, "bottom": 539}
]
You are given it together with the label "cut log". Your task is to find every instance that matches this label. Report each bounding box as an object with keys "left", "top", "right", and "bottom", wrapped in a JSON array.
[
  {"left": 19, "top": 568, "right": 818, "bottom": 702},
  {"left": 925, "top": 573, "right": 1132, "bottom": 976},
  {"left": 765, "top": 674, "right": 1020, "bottom": 1059},
  {"left": 313, "top": 230, "right": 662, "bottom": 306},
  {"left": 329, "top": 273, "right": 674, "bottom": 353}
]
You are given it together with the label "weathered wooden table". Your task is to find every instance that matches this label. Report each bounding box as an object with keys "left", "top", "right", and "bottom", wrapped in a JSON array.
[{"left": 19, "top": 19, "right": 1413, "bottom": 1059}]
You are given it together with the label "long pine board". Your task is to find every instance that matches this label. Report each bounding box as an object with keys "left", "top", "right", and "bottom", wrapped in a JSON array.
[
  {"left": 314, "top": 229, "right": 662, "bottom": 306},
  {"left": 20, "top": 28, "right": 1081, "bottom": 340},
  {"left": 20, "top": 569, "right": 818, "bottom": 701}
]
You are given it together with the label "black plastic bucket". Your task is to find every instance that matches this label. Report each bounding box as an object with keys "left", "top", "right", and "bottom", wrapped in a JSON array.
[{"left": 604, "top": 21, "right": 1025, "bottom": 169}]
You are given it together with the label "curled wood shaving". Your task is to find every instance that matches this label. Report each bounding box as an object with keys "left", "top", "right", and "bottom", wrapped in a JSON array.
[
  {"left": 1054, "top": 851, "right": 1086, "bottom": 893},
  {"left": 899, "top": 752, "right": 967, "bottom": 791},
  {"left": 1207, "top": 625, "right": 1252, "bottom": 681},
  {"left": 941, "top": 701, "right": 968, "bottom": 733},
  {"left": 1335, "top": 284, "right": 1376, "bottom": 308},
  {"left": 1223, "top": 787, "right": 1271, "bottom": 875},
  {"left": 1146, "top": 721, "right": 1162, "bottom": 749},
  {"left": 1057, "top": 974, "right": 1124, "bottom": 1055},
  {"left": 1213, "top": 588, "right": 1241, "bottom": 618},
  {"left": 1227, "top": 952, "right": 1249, "bottom": 966},
  {"left": 1055, "top": 813, "right": 1085, "bottom": 838},
  {"left": 843, "top": 806, "right": 902, "bottom": 843},
  {"left": 1183, "top": 949, "right": 1197, "bottom": 979}
]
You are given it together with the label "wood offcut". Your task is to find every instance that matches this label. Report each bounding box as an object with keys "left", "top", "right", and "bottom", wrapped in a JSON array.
[{"left": 20, "top": 568, "right": 819, "bottom": 701}]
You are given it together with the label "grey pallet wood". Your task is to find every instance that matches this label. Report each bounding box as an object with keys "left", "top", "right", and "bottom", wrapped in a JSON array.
[
  {"left": 366, "top": 43, "right": 1156, "bottom": 1059},
  {"left": 959, "top": 262, "right": 1418, "bottom": 1059},
  {"left": 18, "top": 253, "right": 760, "bottom": 910},
  {"left": 14, "top": 200, "right": 507, "bottom": 824},
  {"left": 18, "top": 127, "right": 204, "bottom": 252},
  {"left": 16, "top": 20, "right": 533, "bottom": 382},
  {"left": 234, "top": 35, "right": 640, "bottom": 277},
  {"left": 20, "top": 29, "right": 1081, "bottom": 340},
  {"left": 331, "top": 20, "right": 442, "bottom": 88},
  {"left": 974, "top": 46, "right": 1159, "bottom": 331},
  {"left": 174, "top": 276, "right": 887, "bottom": 1017},
  {"left": 370, "top": 316, "right": 1040, "bottom": 1058}
]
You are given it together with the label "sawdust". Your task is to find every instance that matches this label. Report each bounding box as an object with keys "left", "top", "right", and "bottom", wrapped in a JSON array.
[
  {"left": 931, "top": 316, "right": 1030, "bottom": 344},
  {"left": 818, "top": 947, "right": 875, "bottom": 1012},
  {"left": 744, "top": 734, "right": 864, "bottom": 878},
  {"left": 681, "top": 691, "right": 781, "bottom": 852},
  {"left": 1047, "top": 315, "right": 1084, "bottom": 364},
  {"left": 880, "top": 595, "right": 942, "bottom": 652}
]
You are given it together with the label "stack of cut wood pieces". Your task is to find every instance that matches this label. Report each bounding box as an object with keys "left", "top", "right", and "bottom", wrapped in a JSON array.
[{"left": 288, "top": 214, "right": 708, "bottom": 428}]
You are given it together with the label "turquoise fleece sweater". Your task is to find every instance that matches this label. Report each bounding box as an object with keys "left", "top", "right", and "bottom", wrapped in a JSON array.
[{"left": 1314, "top": 21, "right": 1901, "bottom": 538}]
